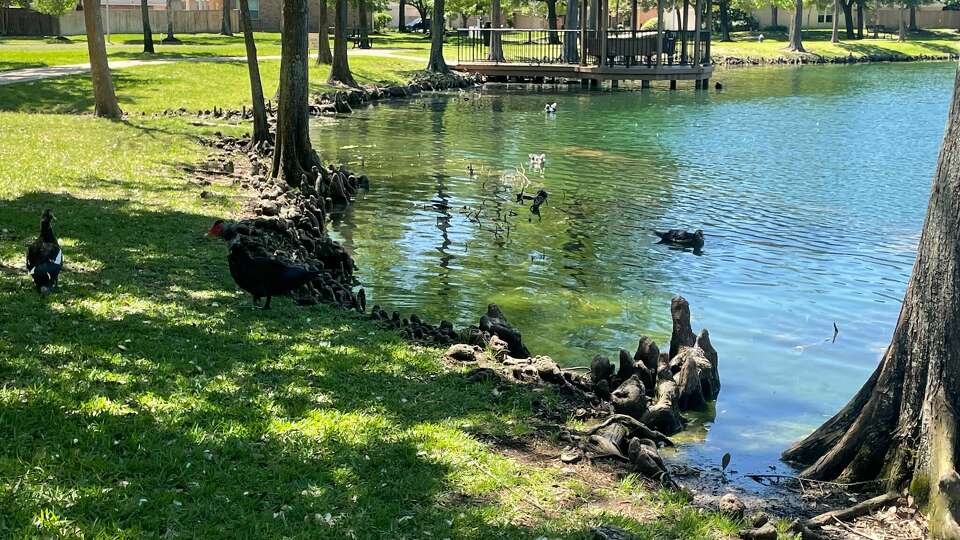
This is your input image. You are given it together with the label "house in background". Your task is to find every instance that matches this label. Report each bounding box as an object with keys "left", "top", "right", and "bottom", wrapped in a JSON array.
[{"left": 751, "top": 2, "right": 960, "bottom": 31}]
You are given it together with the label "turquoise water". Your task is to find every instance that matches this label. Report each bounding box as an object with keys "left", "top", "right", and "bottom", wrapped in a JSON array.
[{"left": 312, "top": 62, "right": 955, "bottom": 472}]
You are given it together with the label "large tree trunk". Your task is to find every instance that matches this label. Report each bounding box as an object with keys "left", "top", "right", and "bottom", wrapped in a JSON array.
[
  {"left": 272, "top": 0, "right": 322, "bottom": 185},
  {"left": 316, "top": 0, "right": 332, "bottom": 64},
  {"left": 427, "top": 0, "right": 449, "bottom": 72},
  {"left": 770, "top": 5, "right": 777, "bottom": 27},
  {"left": 239, "top": 0, "right": 269, "bottom": 146},
  {"left": 841, "top": 0, "right": 853, "bottom": 38},
  {"left": 328, "top": 0, "right": 358, "bottom": 86},
  {"left": 141, "top": 0, "right": 154, "bottom": 52},
  {"left": 898, "top": 5, "right": 906, "bottom": 41},
  {"left": 718, "top": 0, "right": 730, "bottom": 41},
  {"left": 856, "top": 0, "right": 864, "bottom": 38},
  {"left": 909, "top": 4, "right": 917, "bottom": 31},
  {"left": 564, "top": 0, "right": 579, "bottom": 62},
  {"left": 783, "top": 62, "right": 960, "bottom": 540},
  {"left": 357, "top": 0, "right": 370, "bottom": 48},
  {"left": 398, "top": 0, "right": 407, "bottom": 31},
  {"left": 831, "top": 0, "right": 839, "bottom": 42},
  {"left": 221, "top": 0, "right": 233, "bottom": 35},
  {"left": 83, "top": 0, "right": 122, "bottom": 119},
  {"left": 786, "top": 0, "right": 804, "bottom": 51},
  {"left": 488, "top": 0, "right": 504, "bottom": 61},
  {"left": 873, "top": 0, "right": 879, "bottom": 38},
  {"left": 546, "top": 0, "right": 560, "bottom": 44},
  {"left": 164, "top": 0, "right": 178, "bottom": 42}
]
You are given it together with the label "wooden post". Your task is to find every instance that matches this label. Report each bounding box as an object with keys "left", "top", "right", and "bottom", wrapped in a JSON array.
[
  {"left": 693, "top": 0, "right": 702, "bottom": 65},
  {"left": 681, "top": 0, "right": 689, "bottom": 64},
  {"left": 656, "top": 0, "right": 663, "bottom": 66},
  {"left": 704, "top": 0, "right": 711, "bottom": 63},
  {"left": 641, "top": 79, "right": 651, "bottom": 88},
  {"left": 670, "top": 79, "right": 677, "bottom": 89},
  {"left": 599, "top": 0, "right": 608, "bottom": 65},
  {"left": 631, "top": 0, "right": 638, "bottom": 30},
  {"left": 580, "top": 0, "right": 588, "bottom": 66}
]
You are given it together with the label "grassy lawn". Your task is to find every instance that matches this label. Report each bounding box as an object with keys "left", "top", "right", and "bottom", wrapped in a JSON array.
[
  {"left": 712, "top": 28, "right": 960, "bottom": 60},
  {"left": 0, "top": 72, "right": 744, "bottom": 538}
]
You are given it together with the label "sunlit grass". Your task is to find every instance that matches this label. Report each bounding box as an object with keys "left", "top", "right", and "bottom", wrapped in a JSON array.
[{"left": 713, "top": 28, "right": 960, "bottom": 60}]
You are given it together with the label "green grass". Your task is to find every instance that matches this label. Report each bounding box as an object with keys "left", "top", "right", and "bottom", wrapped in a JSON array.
[
  {"left": 0, "top": 55, "right": 428, "bottom": 113},
  {"left": 0, "top": 111, "right": 742, "bottom": 538},
  {"left": 712, "top": 28, "right": 960, "bottom": 61}
]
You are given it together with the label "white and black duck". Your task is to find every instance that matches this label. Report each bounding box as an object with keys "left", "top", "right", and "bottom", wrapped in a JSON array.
[{"left": 25, "top": 209, "right": 62, "bottom": 294}]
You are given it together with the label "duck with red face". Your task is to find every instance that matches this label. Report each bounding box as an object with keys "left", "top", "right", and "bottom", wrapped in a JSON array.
[{"left": 26, "top": 209, "right": 63, "bottom": 295}]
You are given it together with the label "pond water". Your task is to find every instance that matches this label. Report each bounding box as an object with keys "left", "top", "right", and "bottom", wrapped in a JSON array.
[{"left": 312, "top": 62, "right": 955, "bottom": 474}]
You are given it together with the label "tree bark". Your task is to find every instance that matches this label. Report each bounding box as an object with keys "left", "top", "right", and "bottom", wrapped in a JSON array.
[
  {"left": 546, "top": 0, "right": 560, "bottom": 44},
  {"left": 898, "top": 5, "right": 906, "bottom": 41},
  {"left": 221, "top": 0, "right": 233, "bottom": 35},
  {"left": 873, "top": 0, "right": 879, "bottom": 38},
  {"left": 786, "top": 0, "right": 804, "bottom": 51},
  {"left": 831, "top": 0, "right": 839, "bottom": 42},
  {"left": 427, "top": 0, "right": 449, "bottom": 72},
  {"left": 316, "top": 0, "right": 332, "bottom": 64},
  {"left": 328, "top": 0, "right": 358, "bottom": 86},
  {"left": 398, "top": 0, "right": 407, "bottom": 31},
  {"left": 783, "top": 62, "right": 960, "bottom": 540},
  {"left": 357, "top": 0, "right": 370, "bottom": 48},
  {"left": 239, "top": 0, "right": 269, "bottom": 147},
  {"left": 164, "top": 0, "right": 177, "bottom": 41},
  {"left": 141, "top": 0, "right": 154, "bottom": 52},
  {"left": 272, "top": 0, "right": 322, "bottom": 185},
  {"left": 856, "top": 0, "right": 864, "bottom": 38},
  {"left": 488, "top": 0, "right": 504, "bottom": 61},
  {"left": 564, "top": 0, "right": 579, "bottom": 62},
  {"left": 770, "top": 5, "right": 777, "bottom": 27},
  {"left": 718, "top": 0, "right": 730, "bottom": 41},
  {"left": 840, "top": 0, "right": 853, "bottom": 38},
  {"left": 909, "top": 4, "right": 917, "bottom": 31},
  {"left": 83, "top": 0, "right": 122, "bottom": 119}
]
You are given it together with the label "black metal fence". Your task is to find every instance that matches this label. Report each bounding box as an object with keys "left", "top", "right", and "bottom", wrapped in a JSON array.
[{"left": 456, "top": 28, "right": 711, "bottom": 67}]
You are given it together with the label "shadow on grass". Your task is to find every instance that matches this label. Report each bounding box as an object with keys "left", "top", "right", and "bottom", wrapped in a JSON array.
[{"left": 0, "top": 192, "right": 625, "bottom": 538}]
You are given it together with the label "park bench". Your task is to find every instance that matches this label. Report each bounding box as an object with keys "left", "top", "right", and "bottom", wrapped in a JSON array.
[
  {"left": 866, "top": 24, "right": 890, "bottom": 38},
  {"left": 349, "top": 31, "right": 373, "bottom": 48}
]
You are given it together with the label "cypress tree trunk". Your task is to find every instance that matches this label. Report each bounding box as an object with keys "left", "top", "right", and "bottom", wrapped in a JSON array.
[
  {"left": 316, "top": 0, "right": 332, "bottom": 64},
  {"left": 328, "top": 0, "right": 358, "bottom": 86},
  {"left": 786, "top": 0, "right": 804, "bottom": 51},
  {"left": 546, "top": 0, "right": 560, "bottom": 44},
  {"left": 857, "top": 0, "right": 864, "bottom": 38},
  {"left": 240, "top": 0, "right": 269, "bottom": 146},
  {"left": 770, "top": 5, "right": 777, "bottom": 27},
  {"left": 898, "top": 5, "right": 906, "bottom": 41},
  {"left": 164, "top": 0, "right": 178, "bottom": 42},
  {"left": 427, "top": 0, "right": 449, "bottom": 72},
  {"left": 488, "top": 0, "right": 504, "bottom": 61},
  {"left": 783, "top": 62, "right": 960, "bottom": 539},
  {"left": 718, "top": 0, "right": 730, "bottom": 41},
  {"left": 141, "top": 0, "right": 154, "bottom": 52},
  {"left": 563, "top": 0, "right": 579, "bottom": 62},
  {"left": 831, "top": 0, "right": 839, "bottom": 42},
  {"left": 272, "top": 0, "right": 322, "bottom": 185},
  {"left": 83, "top": 0, "right": 122, "bottom": 119},
  {"left": 841, "top": 0, "right": 853, "bottom": 38},
  {"left": 358, "top": 0, "right": 370, "bottom": 48},
  {"left": 909, "top": 4, "right": 917, "bottom": 31},
  {"left": 398, "top": 0, "right": 407, "bottom": 31},
  {"left": 221, "top": 0, "right": 233, "bottom": 35},
  {"left": 873, "top": 0, "right": 879, "bottom": 38}
]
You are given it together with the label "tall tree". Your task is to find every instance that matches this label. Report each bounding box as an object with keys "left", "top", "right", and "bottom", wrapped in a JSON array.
[
  {"left": 398, "top": 0, "right": 407, "bottom": 30},
  {"left": 317, "top": 0, "right": 332, "bottom": 64},
  {"left": 786, "top": 0, "right": 804, "bottom": 51},
  {"left": 909, "top": 3, "right": 917, "bottom": 30},
  {"left": 357, "top": 0, "right": 371, "bottom": 48},
  {"left": 783, "top": 62, "right": 960, "bottom": 539},
  {"left": 837, "top": 0, "right": 854, "bottom": 38},
  {"left": 770, "top": 4, "right": 777, "bottom": 26},
  {"left": 542, "top": 0, "right": 560, "bottom": 44},
  {"left": 563, "top": 0, "right": 579, "bottom": 62},
  {"left": 856, "top": 0, "right": 864, "bottom": 37},
  {"left": 140, "top": 0, "right": 155, "bottom": 52},
  {"left": 830, "top": 0, "right": 839, "bottom": 41},
  {"left": 898, "top": 3, "right": 906, "bottom": 41},
  {"left": 33, "top": 0, "right": 74, "bottom": 39},
  {"left": 328, "top": 0, "right": 358, "bottom": 85},
  {"left": 239, "top": 0, "right": 269, "bottom": 146},
  {"left": 426, "top": 0, "right": 449, "bottom": 71},
  {"left": 81, "top": 0, "right": 122, "bottom": 118},
  {"left": 717, "top": 0, "right": 731, "bottom": 41},
  {"left": 488, "top": 0, "right": 504, "bottom": 61},
  {"left": 221, "top": 0, "right": 233, "bottom": 35},
  {"left": 272, "top": 0, "right": 322, "bottom": 184},
  {"left": 164, "top": 0, "right": 179, "bottom": 42}
]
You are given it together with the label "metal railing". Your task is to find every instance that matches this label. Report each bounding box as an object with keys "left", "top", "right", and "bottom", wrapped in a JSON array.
[{"left": 456, "top": 27, "right": 711, "bottom": 68}]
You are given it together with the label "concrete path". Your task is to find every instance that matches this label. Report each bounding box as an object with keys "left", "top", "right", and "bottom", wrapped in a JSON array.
[{"left": 0, "top": 49, "right": 431, "bottom": 86}]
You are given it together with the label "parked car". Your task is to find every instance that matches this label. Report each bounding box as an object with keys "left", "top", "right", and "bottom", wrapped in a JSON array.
[{"left": 407, "top": 18, "right": 430, "bottom": 32}]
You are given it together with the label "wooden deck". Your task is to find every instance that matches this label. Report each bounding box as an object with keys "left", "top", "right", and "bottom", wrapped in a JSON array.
[{"left": 453, "top": 62, "right": 714, "bottom": 82}]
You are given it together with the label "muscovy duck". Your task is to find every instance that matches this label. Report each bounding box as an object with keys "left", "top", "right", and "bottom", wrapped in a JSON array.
[
  {"left": 26, "top": 209, "right": 62, "bottom": 294},
  {"left": 654, "top": 229, "right": 704, "bottom": 249},
  {"left": 208, "top": 221, "right": 320, "bottom": 309},
  {"left": 544, "top": 102, "right": 558, "bottom": 113}
]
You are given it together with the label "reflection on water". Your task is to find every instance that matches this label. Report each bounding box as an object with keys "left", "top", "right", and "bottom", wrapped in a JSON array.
[{"left": 313, "top": 62, "right": 954, "bottom": 472}]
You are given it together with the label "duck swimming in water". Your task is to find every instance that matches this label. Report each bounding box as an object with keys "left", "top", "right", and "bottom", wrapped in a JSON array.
[
  {"left": 653, "top": 229, "right": 704, "bottom": 249},
  {"left": 544, "top": 102, "right": 558, "bottom": 113}
]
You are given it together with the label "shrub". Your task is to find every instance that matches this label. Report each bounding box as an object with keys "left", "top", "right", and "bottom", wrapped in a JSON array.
[{"left": 374, "top": 12, "right": 392, "bottom": 33}]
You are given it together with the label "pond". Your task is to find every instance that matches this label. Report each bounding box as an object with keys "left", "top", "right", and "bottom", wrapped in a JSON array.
[{"left": 312, "top": 61, "right": 955, "bottom": 474}]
